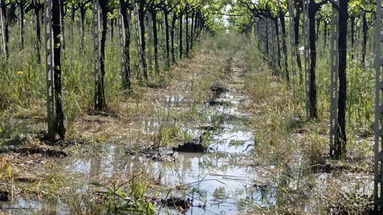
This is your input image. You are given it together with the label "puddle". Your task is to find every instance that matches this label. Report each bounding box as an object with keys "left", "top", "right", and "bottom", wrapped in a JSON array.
[{"left": 2, "top": 81, "right": 276, "bottom": 214}]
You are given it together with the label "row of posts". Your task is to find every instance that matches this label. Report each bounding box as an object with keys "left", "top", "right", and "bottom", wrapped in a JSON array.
[{"left": 255, "top": 0, "right": 382, "bottom": 212}]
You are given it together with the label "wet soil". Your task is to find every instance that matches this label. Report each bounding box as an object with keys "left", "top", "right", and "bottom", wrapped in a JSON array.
[{"left": 0, "top": 51, "right": 274, "bottom": 215}]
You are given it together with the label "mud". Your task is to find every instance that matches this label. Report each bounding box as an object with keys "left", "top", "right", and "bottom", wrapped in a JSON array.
[{"left": 1, "top": 50, "right": 275, "bottom": 215}]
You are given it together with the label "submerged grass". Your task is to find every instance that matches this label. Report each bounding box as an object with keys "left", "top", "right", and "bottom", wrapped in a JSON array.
[{"left": 88, "top": 176, "right": 155, "bottom": 215}]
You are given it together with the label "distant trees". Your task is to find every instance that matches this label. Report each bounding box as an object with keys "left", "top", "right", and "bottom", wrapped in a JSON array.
[
  {"left": 147, "top": 0, "right": 161, "bottom": 74},
  {"left": 18, "top": 0, "right": 25, "bottom": 49},
  {"left": 232, "top": 0, "right": 376, "bottom": 160},
  {"left": 135, "top": 0, "right": 148, "bottom": 82},
  {"left": 161, "top": 0, "right": 171, "bottom": 68},
  {"left": 33, "top": 0, "right": 43, "bottom": 63},
  {"left": 78, "top": 0, "right": 92, "bottom": 50},
  {"left": 119, "top": 0, "right": 132, "bottom": 90},
  {"left": 0, "top": 0, "right": 208, "bottom": 139}
]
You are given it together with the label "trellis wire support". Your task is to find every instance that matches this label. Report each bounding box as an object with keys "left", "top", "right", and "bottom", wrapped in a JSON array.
[
  {"left": 0, "top": 6, "right": 5, "bottom": 56},
  {"left": 45, "top": 0, "right": 55, "bottom": 132},
  {"left": 329, "top": 0, "right": 339, "bottom": 157},
  {"left": 303, "top": 0, "right": 310, "bottom": 116},
  {"left": 288, "top": 0, "right": 296, "bottom": 89},
  {"left": 374, "top": 0, "right": 383, "bottom": 212},
  {"left": 93, "top": 0, "right": 102, "bottom": 105},
  {"left": 118, "top": 0, "right": 129, "bottom": 87}
]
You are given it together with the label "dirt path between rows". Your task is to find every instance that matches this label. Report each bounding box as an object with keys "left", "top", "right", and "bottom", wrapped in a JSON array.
[{"left": 1, "top": 39, "right": 274, "bottom": 215}]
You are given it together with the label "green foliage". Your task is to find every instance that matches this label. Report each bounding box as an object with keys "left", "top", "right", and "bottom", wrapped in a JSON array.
[
  {"left": 155, "top": 123, "right": 180, "bottom": 147},
  {"left": 349, "top": 0, "right": 375, "bottom": 17},
  {"left": 90, "top": 178, "right": 155, "bottom": 215}
]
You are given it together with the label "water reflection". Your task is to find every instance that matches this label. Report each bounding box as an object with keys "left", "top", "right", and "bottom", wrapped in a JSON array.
[{"left": 3, "top": 87, "right": 276, "bottom": 215}]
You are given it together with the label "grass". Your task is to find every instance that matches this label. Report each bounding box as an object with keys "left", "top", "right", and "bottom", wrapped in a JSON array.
[
  {"left": 0, "top": 15, "right": 182, "bottom": 143},
  {"left": 0, "top": 15, "right": 377, "bottom": 214},
  {"left": 89, "top": 176, "right": 155, "bottom": 215},
  {"left": 155, "top": 122, "right": 181, "bottom": 147},
  {"left": 64, "top": 174, "right": 156, "bottom": 215},
  {"left": 0, "top": 18, "right": 233, "bottom": 212},
  {"left": 240, "top": 32, "right": 374, "bottom": 214}
]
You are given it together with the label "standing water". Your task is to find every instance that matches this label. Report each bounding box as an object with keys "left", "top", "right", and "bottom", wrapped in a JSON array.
[{"left": 1, "top": 56, "right": 276, "bottom": 215}]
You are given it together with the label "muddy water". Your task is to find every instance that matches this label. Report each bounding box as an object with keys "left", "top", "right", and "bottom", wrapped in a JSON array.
[{"left": 2, "top": 78, "right": 276, "bottom": 214}]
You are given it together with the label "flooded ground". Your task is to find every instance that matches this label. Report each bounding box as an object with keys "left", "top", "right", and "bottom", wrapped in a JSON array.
[
  {"left": 0, "top": 35, "right": 376, "bottom": 215},
  {"left": 0, "top": 50, "right": 276, "bottom": 215}
]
